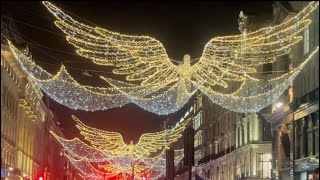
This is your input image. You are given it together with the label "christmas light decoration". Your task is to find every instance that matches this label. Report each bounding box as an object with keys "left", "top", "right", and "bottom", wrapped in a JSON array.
[
  {"left": 72, "top": 115, "right": 191, "bottom": 157},
  {"left": 198, "top": 47, "right": 319, "bottom": 112},
  {"left": 64, "top": 154, "right": 119, "bottom": 178},
  {"left": 48, "top": 116, "right": 186, "bottom": 179},
  {"left": 41, "top": 1, "right": 319, "bottom": 113},
  {"left": 50, "top": 131, "right": 111, "bottom": 162},
  {"left": 6, "top": 42, "right": 195, "bottom": 115},
  {"left": 5, "top": 2, "right": 318, "bottom": 115}
]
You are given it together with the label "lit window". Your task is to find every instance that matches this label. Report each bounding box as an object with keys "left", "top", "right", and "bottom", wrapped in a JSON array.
[
  {"left": 194, "top": 130, "right": 203, "bottom": 147},
  {"left": 257, "top": 153, "right": 272, "bottom": 178},
  {"left": 194, "top": 113, "right": 202, "bottom": 130}
]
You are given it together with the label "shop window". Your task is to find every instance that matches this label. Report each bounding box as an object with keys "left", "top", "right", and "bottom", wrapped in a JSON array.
[{"left": 257, "top": 153, "right": 272, "bottom": 178}]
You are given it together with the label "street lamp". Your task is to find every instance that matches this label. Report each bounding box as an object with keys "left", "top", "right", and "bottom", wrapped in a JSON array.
[{"left": 275, "top": 102, "right": 283, "bottom": 109}]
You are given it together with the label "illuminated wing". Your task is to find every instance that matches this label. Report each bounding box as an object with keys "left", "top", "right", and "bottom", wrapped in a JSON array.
[
  {"left": 42, "top": 1, "right": 179, "bottom": 86},
  {"left": 135, "top": 118, "right": 191, "bottom": 157},
  {"left": 193, "top": 1, "right": 318, "bottom": 88},
  {"left": 72, "top": 115, "right": 127, "bottom": 156},
  {"left": 64, "top": 154, "right": 119, "bottom": 178},
  {"left": 49, "top": 131, "right": 110, "bottom": 162}
]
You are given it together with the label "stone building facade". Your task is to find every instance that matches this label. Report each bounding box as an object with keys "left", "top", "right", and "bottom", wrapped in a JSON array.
[
  {"left": 1, "top": 20, "right": 81, "bottom": 180},
  {"left": 195, "top": 95, "right": 272, "bottom": 180},
  {"left": 267, "top": 2, "right": 319, "bottom": 180}
]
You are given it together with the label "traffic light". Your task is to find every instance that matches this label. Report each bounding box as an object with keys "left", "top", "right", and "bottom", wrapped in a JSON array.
[{"left": 38, "top": 177, "right": 43, "bottom": 180}]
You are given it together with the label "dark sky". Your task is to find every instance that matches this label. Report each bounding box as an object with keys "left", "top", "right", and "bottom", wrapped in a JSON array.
[{"left": 1, "top": 1, "right": 273, "bottom": 143}]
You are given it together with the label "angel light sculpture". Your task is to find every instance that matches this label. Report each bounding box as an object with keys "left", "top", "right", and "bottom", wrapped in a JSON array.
[{"left": 4, "top": 2, "right": 318, "bottom": 115}]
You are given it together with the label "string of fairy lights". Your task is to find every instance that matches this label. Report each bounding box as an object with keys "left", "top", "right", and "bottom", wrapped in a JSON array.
[{"left": 48, "top": 115, "right": 187, "bottom": 179}]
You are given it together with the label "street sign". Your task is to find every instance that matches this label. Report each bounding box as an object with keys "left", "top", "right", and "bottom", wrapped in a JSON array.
[{"left": 1, "top": 169, "right": 9, "bottom": 177}]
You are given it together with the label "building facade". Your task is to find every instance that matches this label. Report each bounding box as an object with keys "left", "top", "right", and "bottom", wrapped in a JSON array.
[
  {"left": 1, "top": 20, "right": 80, "bottom": 180},
  {"left": 173, "top": 91, "right": 273, "bottom": 180},
  {"left": 267, "top": 2, "right": 319, "bottom": 180},
  {"left": 174, "top": 5, "right": 278, "bottom": 180},
  {"left": 195, "top": 95, "right": 272, "bottom": 180}
]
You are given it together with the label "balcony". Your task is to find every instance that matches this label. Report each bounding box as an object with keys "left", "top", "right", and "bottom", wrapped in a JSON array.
[{"left": 296, "top": 88, "right": 319, "bottom": 107}]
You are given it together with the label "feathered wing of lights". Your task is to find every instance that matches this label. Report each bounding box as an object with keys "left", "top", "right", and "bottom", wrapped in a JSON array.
[
  {"left": 62, "top": 149, "right": 183, "bottom": 180},
  {"left": 6, "top": 40, "right": 196, "bottom": 115},
  {"left": 198, "top": 47, "right": 319, "bottom": 112},
  {"left": 49, "top": 116, "right": 186, "bottom": 179},
  {"left": 63, "top": 154, "right": 119, "bottom": 179},
  {"left": 72, "top": 115, "right": 191, "bottom": 157},
  {"left": 40, "top": 1, "right": 320, "bottom": 113},
  {"left": 49, "top": 131, "right": 111, "bottom": 162},
  {"left": 6, "top": 41, "right": 133, "bottom": 111}
]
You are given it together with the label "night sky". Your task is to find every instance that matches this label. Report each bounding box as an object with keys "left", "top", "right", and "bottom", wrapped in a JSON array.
[{"left": 1, "top": 1, "right": 273, "bottom": 143}]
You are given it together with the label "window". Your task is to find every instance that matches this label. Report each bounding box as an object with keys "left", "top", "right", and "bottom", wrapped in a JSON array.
[
  {"left": 216, "top": 166, "right": 220, "bottom": 180},
  {"left": 316, "top": 68, "right": 319, "bottom": 88},
  {"left": 316, "top": 16, "right": 319, "bottom": 45},
  {"left": 247, "top": 121, "right": 250, "bottom": 143},
  {"left": 257, "top": 153, "right": 272, "bottom": 178},
  {"left": 312, "top": 68, "right": 316, "bottom": 89},
  {"left": 198, "top": 96, "right": 202, "bottom": 108},
  {"left": 307, "top": 115, "right": 313, "bottom": 156},
  {"left": 194, "top": 113, "right": 202, "bottom": 130},
  {"left": 236, "top": 159, "right": 241, "bottom": 178},
  {"left": 238, "top": 126, "right": 241, "bottom": 147},
  {"left": 304, "top": 27, "right": 310, "bottom": 55},
  {"left": 304, "top": 76, "right": 308, "bottom": 95},
  {"left": 194, "top": 130, "right": 203, "bottom": 147},
  {"left": 241, "top": 124, "right": 245, "bottom": 145},
  {"left": 314, "top": 112, "right": 319, "bottom": 155},
  {"left": 299, "top": 118, "right": 307, "bottom": 158},
  {"left": 221, "top": 165, "right": 225, "bottom": 179}
]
